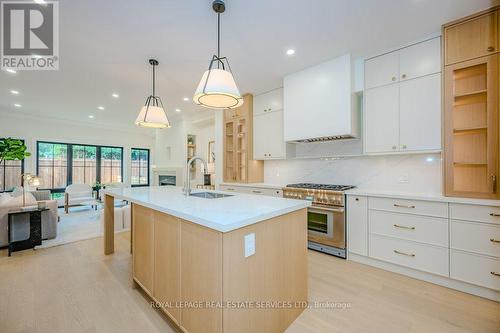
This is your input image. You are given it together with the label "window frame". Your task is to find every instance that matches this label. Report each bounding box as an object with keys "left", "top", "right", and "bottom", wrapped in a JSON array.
[
  {"left": 0, "top": 138, "right": 25, "bottom": 193},
  {"left": 36, "top": 141, "right": 124, "bottom": 193},
  {"left": 130, "top": 147, "right": 150, "bottom": 187}
]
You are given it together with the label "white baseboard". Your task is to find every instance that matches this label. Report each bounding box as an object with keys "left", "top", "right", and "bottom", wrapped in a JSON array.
[{"left": 348, "top": 252, "right": 500, "bottom": 302}]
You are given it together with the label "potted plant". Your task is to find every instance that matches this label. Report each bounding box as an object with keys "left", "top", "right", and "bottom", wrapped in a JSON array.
[{"left": 0, "top": 137, "right": 30, "bottom": 166}]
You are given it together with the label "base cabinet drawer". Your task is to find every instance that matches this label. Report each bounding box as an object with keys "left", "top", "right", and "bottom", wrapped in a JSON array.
[
  {"left": 450, "top": 250, "right": 500, "bottom": 291},
  {"left": 220, "top": 185, "right": 250, "bottom": 194},
  {"left": 451, "top": 220, "right": 500, "bottom": 258},
  {"left": 369, "top": 210, "right": 448, "bottom": 247},
  {"left": 450, "top": 204, "right": 500, "bottom": 225},
  {"left": 369, "top": 234, "right": 449, "bottom": 276},
  {"left": 220, "top": 185, "right": 282, "bottom": 197},
  {"left": 369, "top": 197, "right": 448, "bottom": 218}
]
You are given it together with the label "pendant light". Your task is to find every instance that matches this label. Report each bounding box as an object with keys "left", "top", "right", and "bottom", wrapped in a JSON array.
[
  {"left": 193, "top": 0, "right": 243, "bottom": 109},
  {"left": 135, "top": 59, "right": 171, "bottom": 128}
]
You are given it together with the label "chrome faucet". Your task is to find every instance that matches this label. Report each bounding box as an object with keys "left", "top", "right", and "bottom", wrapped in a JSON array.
[{"left": 184, "top": 156, "right": 208, "bottom": 196}]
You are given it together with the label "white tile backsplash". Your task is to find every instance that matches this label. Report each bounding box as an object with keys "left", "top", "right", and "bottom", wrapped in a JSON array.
[{"left": 264, "top": 153, "right": 442, "bottom": 194}]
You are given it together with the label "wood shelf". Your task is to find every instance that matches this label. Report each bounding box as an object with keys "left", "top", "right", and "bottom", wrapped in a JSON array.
[{"left": 454, "top": 90, "right": 487, "bottom": 98}]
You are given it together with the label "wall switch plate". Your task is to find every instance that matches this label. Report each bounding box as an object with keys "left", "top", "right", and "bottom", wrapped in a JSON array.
[{"left": 244, "top": 233, "right": 255, "bottom": 258}]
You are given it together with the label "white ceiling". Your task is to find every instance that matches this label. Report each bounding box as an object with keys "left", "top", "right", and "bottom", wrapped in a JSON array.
[{"left": 0, "top": 0, "right": 494, "bottom": 134}]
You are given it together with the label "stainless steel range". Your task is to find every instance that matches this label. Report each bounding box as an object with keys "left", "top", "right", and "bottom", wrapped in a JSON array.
[{"left": 283, "top": 183, "right": 355, "bottom": 258}]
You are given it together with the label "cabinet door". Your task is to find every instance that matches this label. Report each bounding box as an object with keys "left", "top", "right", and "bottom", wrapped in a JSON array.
[
  {"left": 223, "top": 120, "right": 236, "bottom": 182},
  {"left": 400, "top": 73, "right": 442, "bottom": 151},
  {"left": 253, "top": 111, "right": 285, "bottom": 160},
  {"left": 445, "top": 11, "right": 497, "bottom": 65},
  {"left": 364, "top": 84, "right": 400, "bottom": 153},
  {"left": 253, "top": 88, "right": 283, "bottom": 116},
  {"left": 132, "top": 204, "right": 154, "bottom": 295},
  {"left": 365, "top": 51, "right": 399, "bottom": 89},
  {"left": 153, "top": 212, "right": 181, "bottom": 324},
  {"left": 400, "top": 37, "right": 441, "bottom": 81},
  {"left": 347, "top": 196, "right": 368, "bottom": 256},
  {"left": 444, "top": 55, "right": 498, "bottom": 199}
]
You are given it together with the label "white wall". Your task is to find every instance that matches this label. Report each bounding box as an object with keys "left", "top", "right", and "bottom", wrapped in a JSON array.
[
  {"left": 264, "top": 153, "right": 442, "bottom": 194},
  {"left": 0, "top": 110, "right": 155, "bottom": 185},
  {"left": 155, "top": 117, "right": 215, "bottom": 186}
]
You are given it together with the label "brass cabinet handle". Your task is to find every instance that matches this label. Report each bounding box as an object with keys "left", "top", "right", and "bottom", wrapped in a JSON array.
[
  {"left": 490, "top": 213, "right": 500, "bottom": 217},
  {"left": 401, "top": 74, "right": 407, "bottom": 79},
  {"left": 487, "top": 46, "right": 495, "bottom": 52},
  {"left": 394, "top": 250, "right": 415, "bottom": 257},
  {"left": 226, "top": 188, "right": 235, "bottom": 191},
  {"left": 490, "top": 238, "right": 500, "bottom": 243},
  {"left": 491, "top": 272, "right": 500, "bottom": 277},
  {"left": 394, "top": 224, "right": 416, "bottom": 230},
  {"left": 394, "top": 204, "right": 416, "bottom": 209},
  {"left": 492, "top": 175, "right": 497, "bottom": 193},
  {"left": 252, "top": 190, "right": 262, "bottom": 194},
  {"left": 391, "top": 76, "right": 396, "bottom": 81}
]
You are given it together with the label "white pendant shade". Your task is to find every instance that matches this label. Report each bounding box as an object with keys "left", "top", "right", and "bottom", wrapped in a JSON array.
[
  {"left": 135, "top": 105, "right": 170, "bottom": 128},
  {"left": 193, "top": 68, "right": 243, "bottom": 109}
]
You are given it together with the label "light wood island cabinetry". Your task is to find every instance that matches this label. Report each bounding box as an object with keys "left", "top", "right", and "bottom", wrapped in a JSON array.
[{"left": 129, "top": 201, "right": 307, "bottom": 333}]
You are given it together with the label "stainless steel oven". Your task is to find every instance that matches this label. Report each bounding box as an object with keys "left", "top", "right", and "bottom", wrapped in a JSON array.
[{"left": 283, "top": 183, "right": 354, "bottom": 258}]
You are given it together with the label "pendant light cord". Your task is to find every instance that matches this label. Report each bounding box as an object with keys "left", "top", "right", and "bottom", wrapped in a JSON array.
[
  {"left": 217, "top": 13, "right": 221, "bottom": 68},
  {"left": 152, "top": 62, "right": 156, "bottom": 97}
]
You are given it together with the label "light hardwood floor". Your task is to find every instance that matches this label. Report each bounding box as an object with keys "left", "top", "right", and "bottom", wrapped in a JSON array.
[{"left": 0, "top": 233, "right": 499, "bottom": 333}]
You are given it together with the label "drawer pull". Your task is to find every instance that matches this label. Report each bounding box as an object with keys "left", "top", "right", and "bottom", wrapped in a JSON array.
[
  {"left": 394, "top": 250, "right": 415, "bottom": 257},
  {"left": 393, "top": 224, "right": 415, "bottom": 230},
  {"left": 487, "top": 46, "right": 495, "bottom": 52},
  {"left": 490, "top": 213, "right": 500, "bottom": 217},
  {"left": 491, "top": 272, "right": 500, "bottom": 277},
  {"left": 226, "top": 188, "right": 235, "bottom": 191},
  {"left": 394, "top": 204, "right": 416, "bottom": 209},
  {"left": 490, "top": 238, "right": 500, "bottom": 243},
  {"left": 252, "top": 190, "right": 262, "bottom": 194}
]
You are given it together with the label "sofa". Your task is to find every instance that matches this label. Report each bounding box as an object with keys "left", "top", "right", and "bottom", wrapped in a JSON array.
[{"left": 0, "top": 191, "right": 58, "bottom": 247}]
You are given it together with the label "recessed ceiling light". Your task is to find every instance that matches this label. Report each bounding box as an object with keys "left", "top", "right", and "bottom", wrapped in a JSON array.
[
  {"left": 112, "top": 93, "right": 119, "bottom": 98},
  {"left": 10, "top": 90, "right": 20, "bottom": 95},
  {"left": 97, "top": 106, "right": 105, "bottom": 110},
  {"left": 4, "top": 68, "right": 17, "bottom": 74},
  {"left": 175, "top": 108, "right": 181, "bottom": 112},
  {"left": 183, "top": 97, "right": 189, "bottom": 102},
  {"left": 88, "top": 115, "right": 95, "bottom": 119},
  {"left": 13, "top": 103, "right": 22, "bottom": 108},
  {"left": 286, "top": 49, "right": 296, "bottom": 56}
]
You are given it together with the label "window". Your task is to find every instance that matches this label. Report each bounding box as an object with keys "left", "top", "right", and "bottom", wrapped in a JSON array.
[
  {"left": 100, "top": 147, "right": 123, "bottom": 184},
  {"left": 131, "top": 148, "right": 150, "bottom": 186},
  {"left": 38, "top": 142, "right": 68, "bottom": 191},
  {"left": 37, "top": 141, "right": 123, "bottom": 191},
  {"left": 0, "top": 139, "right": 24, "bottom": 192},
  {"left": 72, "top": 145, "right": 97, "bottom": 185}
]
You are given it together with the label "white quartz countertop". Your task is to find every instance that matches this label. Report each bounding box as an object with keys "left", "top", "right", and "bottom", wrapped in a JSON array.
[
  {"left": 102, "top": 186, "right": 310, "bottom": 232},
  {"left": 345, "top": 188, "right": 500, "bottom": 206},
  {"left": 219, "top": 182, "right": 286, "bottom": 190}
]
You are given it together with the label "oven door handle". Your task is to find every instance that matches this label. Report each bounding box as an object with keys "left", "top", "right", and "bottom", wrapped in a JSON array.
[{"left": 310, "top": 206, "right": 345, "bottom": 213}]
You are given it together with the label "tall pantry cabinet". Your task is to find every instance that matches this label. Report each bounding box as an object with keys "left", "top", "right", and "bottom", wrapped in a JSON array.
[{"left": 443, "top": 7, "right": 500, "bottom": 199}]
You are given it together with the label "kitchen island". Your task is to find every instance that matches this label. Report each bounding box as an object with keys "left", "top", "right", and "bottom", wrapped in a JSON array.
[{"left": 102, "top": 186, "right": 310, "bottom": 333}]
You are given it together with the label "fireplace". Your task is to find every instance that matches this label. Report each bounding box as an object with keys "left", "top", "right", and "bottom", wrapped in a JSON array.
[
  {"left": 152, "top": 167, "right": 183, "bottom": 187},
  {"left": 159, "top": 175, "right": 176, "bottom": 186}
]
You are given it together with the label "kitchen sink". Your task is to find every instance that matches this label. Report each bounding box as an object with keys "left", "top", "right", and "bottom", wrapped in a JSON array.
[{"left": 189, "top": 192, "right": 233, "bottom": 199}]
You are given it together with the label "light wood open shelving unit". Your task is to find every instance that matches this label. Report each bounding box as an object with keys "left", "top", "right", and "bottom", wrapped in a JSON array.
[
  {"left": 223, "top": 94, "right": 263, "bottom": 183},
  {"left": 443, "top": 6, "right": 500, "bottom": 199}
]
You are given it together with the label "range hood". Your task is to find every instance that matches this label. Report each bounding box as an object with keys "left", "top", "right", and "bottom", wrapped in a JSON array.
[{"left": 283, "top": 54, "right": 359, "bottom": 143}]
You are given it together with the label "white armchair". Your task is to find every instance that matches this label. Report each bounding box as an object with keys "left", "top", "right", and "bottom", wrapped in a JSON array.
[{"left": 64, "top": 184, "right": 97, "bottom": 213}]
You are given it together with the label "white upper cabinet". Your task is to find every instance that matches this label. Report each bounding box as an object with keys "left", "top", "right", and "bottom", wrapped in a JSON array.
[
  {"left": 253, "top": 88, "right": 286, "bottom": 160},
  {"left": 364, "top": 84, "right": 400, "bottom": 153},
  {"left": 253, "top": 88, "right": 283, "bottom": 116},
  {"left": 284, "top": 54, "right": 358, "bottom": 142},
  {"left": 253, "top": 110, "right": 285, "bottom": 159},
  {"left": 364, "top": 36, "right": 442, "bottom": 154},
  {"left": 364, "top": 51, "right": 399, "bottom": 89},
  {"left": 399, "top": 37, "right": 441, "bottom": 81},
  {"left": 399, "top": 73, "right": 442, "bottom": 151}
]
